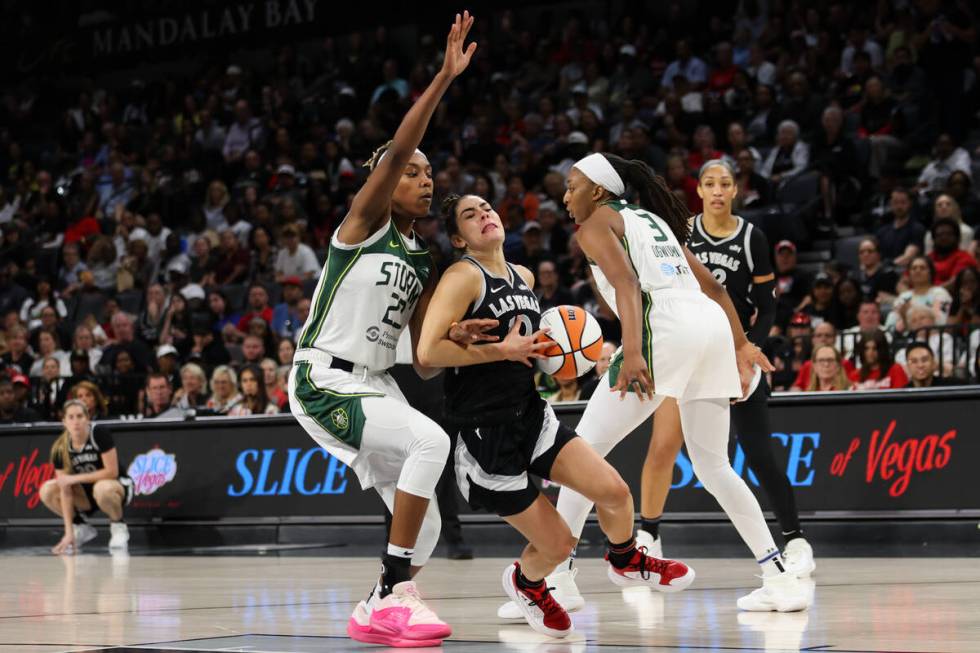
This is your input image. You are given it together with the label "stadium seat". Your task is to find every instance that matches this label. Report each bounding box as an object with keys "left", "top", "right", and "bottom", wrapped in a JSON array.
[{"left": 834, "top": 235, "right": 867, "bottom": 271}]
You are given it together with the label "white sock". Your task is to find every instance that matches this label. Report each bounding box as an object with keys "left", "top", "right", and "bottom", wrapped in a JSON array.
[
  {"left": 386, "top": 542, "right": 414, "bottom": 559},
  {"left": 758, "top": 548, "right": 787, "bottom": 578}
]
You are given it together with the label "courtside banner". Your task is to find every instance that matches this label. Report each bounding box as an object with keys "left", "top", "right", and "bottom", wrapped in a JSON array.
[{"left": 0, "top": 388, "right": 977, "bottom": 520}]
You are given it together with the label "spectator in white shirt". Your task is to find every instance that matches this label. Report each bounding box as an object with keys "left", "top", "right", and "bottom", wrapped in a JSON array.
[
  {"left": 917, "top": 133, "right": 972, "bottom": 196},
  {"left": 760, "top": 120, "right": 810, "bottom": 185},
  {"left": 661, "top": 39, "right": 708, "bottom": 88},
  {"left": 194, "top": 110, "right": 226, "bottom": 153},
  {"left": 223, "top": 100, "right": 263, "bottom": 165},
  {"left": 840, "top": 26, "right": 884, "bottom": 75},
  {"left": 274, "top": 224, "right": 320, "bottom": 282}
]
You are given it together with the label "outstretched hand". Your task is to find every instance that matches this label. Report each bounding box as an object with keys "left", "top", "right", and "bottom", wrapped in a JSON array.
[
  {"left": 441, "top": 11, "right": 477, "bottom": 79},
  {"left": 499, "top": 320, "right": 551, "bottom": 368},
  {"left": 449, "top": 318, "right": 500, "bottom": 345}
]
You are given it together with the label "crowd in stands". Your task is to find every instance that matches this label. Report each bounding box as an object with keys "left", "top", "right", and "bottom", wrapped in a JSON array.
[{"left": 2, "top": 1, "right": 980, "bottom": 423}]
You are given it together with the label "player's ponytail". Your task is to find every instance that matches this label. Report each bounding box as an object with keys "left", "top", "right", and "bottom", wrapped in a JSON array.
[
  {"left": 604, "top": 154, "right": 692, "bottom": 244},
  {"left": 364, "top": 140, "right": 394, "bottom": 171}
]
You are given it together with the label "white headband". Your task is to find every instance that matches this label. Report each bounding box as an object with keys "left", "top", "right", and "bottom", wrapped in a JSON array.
[
  {"left": 573, "top": 153, "right": 625, "bottom": 196},
  {"left": 378, "top": 147, "right": 427, "bottom": 166}
]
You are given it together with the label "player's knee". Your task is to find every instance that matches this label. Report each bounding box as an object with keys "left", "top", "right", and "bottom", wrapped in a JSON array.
[
  {"left": 691, "top": 460, "right": 733, "bottom": 496},
  {"left": 648, "top": 438, "right": 683, "bottom": 469},
  {"left": 593, "top": 473, "right": 631, "bottom": 509},
  {"left": 40, "top": 479, "right": 59, "bottom": 504},
  {"left": 412, "top": 425, "right": 450, "bottom": 463},
  {"left": 93, "top": 481, "right": 118, "bottom": 504},
  {"left": 543, "top": 532, "right": 577, "bottom": 565}
]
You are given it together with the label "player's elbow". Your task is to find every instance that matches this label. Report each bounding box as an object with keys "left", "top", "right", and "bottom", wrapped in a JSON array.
[{"left": 416, "top": 342, "right": 437, "bottom": 369}]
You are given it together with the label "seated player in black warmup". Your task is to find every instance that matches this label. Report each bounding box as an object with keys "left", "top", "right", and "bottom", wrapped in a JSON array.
[
  {"left": 417, "top": 194, "right": 695, "bottom": 639},
  {"left": 639, "top": 159, "right": 816, "bottom": 577},
  {"left": 39, "top": 399, "right": 133, "bottom": 554}
]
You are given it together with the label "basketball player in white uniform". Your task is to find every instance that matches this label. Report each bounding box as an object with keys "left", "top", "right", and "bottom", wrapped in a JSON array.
[
  {"left": 500, "top": 153, "right": 810, "bottom": 616},
  {"left": 287, "top": 13, "right": 477, "bottom": 648}
]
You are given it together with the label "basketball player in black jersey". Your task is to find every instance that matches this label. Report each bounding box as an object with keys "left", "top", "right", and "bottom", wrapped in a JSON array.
[
  {"left": 40, "top": 399, "right": 133, "bottom": 554},
  {"left": 417, "top": 193, "right": 696, "bottom": 639},
  {"left": 639, "top": 160, "right": 815, "bottom": 576}
]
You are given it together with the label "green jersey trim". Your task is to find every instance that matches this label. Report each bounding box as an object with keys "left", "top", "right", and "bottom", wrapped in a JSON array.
[
  {"left": 298, "top": 245, "right": 362, "bottom": 349},
  {"left": 617, "top": 234, "right": 655, "bottom": 378},
  {"left": 292, "top": 362, "right": 383, "bottom": 449}
]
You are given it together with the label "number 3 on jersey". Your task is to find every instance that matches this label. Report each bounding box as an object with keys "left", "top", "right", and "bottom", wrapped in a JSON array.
[{"left": 634, "top": 208, "right": 669, "bottom": 242}]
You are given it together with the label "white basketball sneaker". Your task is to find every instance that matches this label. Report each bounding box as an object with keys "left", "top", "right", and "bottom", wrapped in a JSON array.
[
  {"left": 108, "top": 522, "right": 129, "bottom": 550},
  {"left": 782, "top": 538, "right": 816, "bottom": 578},
  {"left": 635, "top": 529, "right": 663, "bottom": 558},
  {"left": 497, "top": 558, "right": 584, "bottom": 619},
  {"left": 737, "top": 572, "right": 811, "bottom": 612},
  {"left": 73, "top": 523, "right": 97, "bottom": 548}
]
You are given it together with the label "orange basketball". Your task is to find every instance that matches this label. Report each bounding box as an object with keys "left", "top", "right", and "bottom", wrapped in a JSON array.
[{"left": 535, "top": 305, "right": 604, "bottom": 380}]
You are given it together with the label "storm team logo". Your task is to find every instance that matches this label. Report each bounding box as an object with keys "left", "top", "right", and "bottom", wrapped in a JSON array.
[{"left": 330, "top": 408, "right": 350, "bottom": 431}]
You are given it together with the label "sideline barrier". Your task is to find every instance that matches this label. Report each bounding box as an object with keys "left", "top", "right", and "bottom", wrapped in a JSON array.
[{"left": 1, "top": 387, "right": 977, "bottom": 522}]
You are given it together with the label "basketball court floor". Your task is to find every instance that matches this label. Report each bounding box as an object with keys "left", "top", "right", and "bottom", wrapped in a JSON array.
[{"left": 1, "top": 551, "right": 978, "bottom": 653}]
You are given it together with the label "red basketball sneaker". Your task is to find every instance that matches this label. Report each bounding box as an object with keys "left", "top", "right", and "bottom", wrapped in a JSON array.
[
  {"left": 605, "top": 546, "right": 695, "bottom": 592},
  {"left": 502, "top": 562, "right": 573, "bottom": 638}
]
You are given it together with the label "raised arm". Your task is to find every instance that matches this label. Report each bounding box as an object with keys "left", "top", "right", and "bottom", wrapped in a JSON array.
[{"left": 337, "top": 12, "right": 477, "bottom": 244}]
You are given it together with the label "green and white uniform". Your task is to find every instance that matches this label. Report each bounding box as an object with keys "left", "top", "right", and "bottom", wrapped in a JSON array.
[
  {"left": 288, "top": 219, "right": 449, "bottom": 564},
  {"left": 591, "top": 200, "right": 740, "bottom": 400},
  {"left": 297, "top": 220, "right": 432, "bottom": 369}
]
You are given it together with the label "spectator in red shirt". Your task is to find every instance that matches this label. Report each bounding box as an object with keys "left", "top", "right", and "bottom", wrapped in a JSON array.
[
  {"left": 497, "top": 174, "right": 539, "bottom": 229},
  {"left": 236, "top": 284, "right": 274, "bottom": 331},
  {"left": 687, "top": 125, "right": 724, "bottom": 173},
  {"left": 928, "top": 218, "right": 978, "bottom": 289},
  {"left": 849, "top": 330, "right": 908, "bottom": 390},
  {"left": 707, "top": 41, "right": 738, "bottom": 92},
  {"left": 213, "top": 229, "right": 250, "bottom": 286},
  {"left": 666, "top": 155, "right": 701, "bottom": 213},
  {"left": 791, "top": 321, "right": 856, "bottom": 390}
]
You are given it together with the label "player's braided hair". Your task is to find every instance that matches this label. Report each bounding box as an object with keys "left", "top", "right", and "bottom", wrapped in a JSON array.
[
  {"left": 364, "top": 140, "right": 394, "bottom": 171},
  {"left": 441, "top": 193, "right": 466, "bottom": 248},
  {"left": 603, "top": 153, "right": 692, "bottom": 244}
]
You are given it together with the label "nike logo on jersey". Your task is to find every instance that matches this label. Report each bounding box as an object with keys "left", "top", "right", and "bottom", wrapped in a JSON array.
[
  {"left": 690, "top": 241, "right": 705, "bottom": 247},
  {"left": 388, "top": 239, "right": 400, "bottom": 249},
  {"left": 490, "top": 285, "right": 506, "bottom": 293}
]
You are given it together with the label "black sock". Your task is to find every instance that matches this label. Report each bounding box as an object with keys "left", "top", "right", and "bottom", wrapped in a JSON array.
[
  {"left": 515, "top": 565, "right": 545, "bottom": 591},
  {"left": 606, "top": 536, "right": 637, "bottom": 569},
  {"left": 72, "top": 513, "right": 87, "bottom": 525},
  {"left": 782, "top": 529, "right": 803, "bottom": 544},
  {"left": 379, "top": 553, "right": 411, "bottom": 597},
  {"left": 639, "top": 515, "right": 661, "bottom": 539}
]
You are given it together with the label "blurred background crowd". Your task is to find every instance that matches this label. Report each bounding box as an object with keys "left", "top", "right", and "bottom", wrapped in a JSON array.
[{"left": 1, "top": 0, "right": 979, "bottom": 423}]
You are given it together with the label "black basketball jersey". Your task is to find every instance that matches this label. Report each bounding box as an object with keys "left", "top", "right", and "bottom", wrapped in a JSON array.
[
  {"left": 444, "top": 256, "right": 541, "bottom": 423},
  {"left": 688, "top": 214, "right": 773, "bottom": 332},
  {"left": 52, "top": 424, "right": 116, "bottom": 474}
]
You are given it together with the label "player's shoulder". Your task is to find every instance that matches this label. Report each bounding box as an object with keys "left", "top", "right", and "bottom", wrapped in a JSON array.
[
  {"left": 444, "top": 259, "right": 483, "bottom": 283},
  {"left": 512, "top": 264, "right": 534, "bottom": 288}
]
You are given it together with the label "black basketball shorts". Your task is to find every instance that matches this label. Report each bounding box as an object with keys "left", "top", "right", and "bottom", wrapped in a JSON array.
[{"left": 450, "top": 396, "right": 578, "bottom": 517}]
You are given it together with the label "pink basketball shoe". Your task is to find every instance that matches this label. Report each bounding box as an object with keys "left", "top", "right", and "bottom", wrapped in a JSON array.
[{"left": 347, "top": 581, "right": 451, "bottom": 647}]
